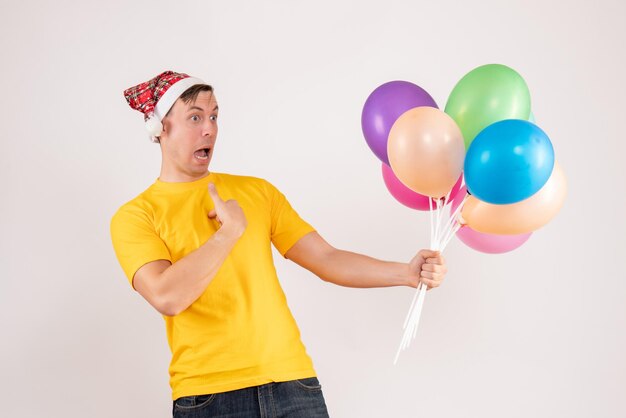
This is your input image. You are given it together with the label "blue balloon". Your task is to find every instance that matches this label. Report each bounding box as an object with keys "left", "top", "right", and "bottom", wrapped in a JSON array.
[{"left": 464, "top": 119, "right": 554, "bottom": 204}]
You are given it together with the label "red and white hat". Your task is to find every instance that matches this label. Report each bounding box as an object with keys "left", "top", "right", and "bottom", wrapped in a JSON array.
[{"left": 123, "top": 71, "right": 206, "bottom": 142}]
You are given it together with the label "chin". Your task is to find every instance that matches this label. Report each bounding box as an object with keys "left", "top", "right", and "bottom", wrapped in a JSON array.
[
  {"left": 192, "top": 166, "right": 209, "bottom": 174},
  {"left": 200, "top": 162, "right": 212, "bottom": 172}
]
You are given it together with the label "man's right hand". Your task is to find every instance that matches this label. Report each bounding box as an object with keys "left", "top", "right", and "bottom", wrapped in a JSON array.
[
  {"left": 207, "top": 182, "right": 247, "bottom": 238},
  {"left": 132, "top": 182, "right": 247, "bottom": 316}
]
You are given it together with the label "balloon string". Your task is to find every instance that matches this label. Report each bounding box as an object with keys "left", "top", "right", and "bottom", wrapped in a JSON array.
[
  {"left": 440, "top": 194, "right": 466, "bottom": 240},
  {"left": 429, "top": 197, "right": 434, "bottom": 248},
  {"left": 432, "top": 198, "right": 439, "bottom": 249},
  {"left": 394, "top": 282, "right": 427, "bottom": 365},
  {"left": 440, "top": 222, "right": 458, "bottom": 252},
  {"left": 395, "top": 198, "right": 436, "bottom": 364},
  {"left": 412, "top": 283, "right": 427, "bottom": 339},
  {"left": 432, "top": 198, "right": 438, "bottom": 250},
  {"left": 433, "top": 188, "right": 454, "bottom": 250},
  {"left": 395, "top": 187, "right": 458, "bottom": 365},
  {"left": 396, "top": 201, "right": 434, "bottom": 365},
  {"left": 439, "top": 194, "right": 469, "bottom": 248},
  {"left": 434, "top": 198, "right": 445, "bottom": 250},
  {"left": 441, "top": 222, "right": 462, "bottom": 252},
  {"left": 402, "top": 285, "right": 420, "bottom": 330},
  {"left": 394, "top": 184, "right": 467, "bottom": 365}
]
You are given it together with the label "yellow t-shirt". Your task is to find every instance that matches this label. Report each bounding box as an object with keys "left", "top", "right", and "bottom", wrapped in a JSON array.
[{"left": 110, "top": 171, "right": 318, "bottom": 399}]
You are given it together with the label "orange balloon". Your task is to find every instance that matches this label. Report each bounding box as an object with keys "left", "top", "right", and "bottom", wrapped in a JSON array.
[
  {"left": 461, "top": 161, "right": 567, "bottom": 234},
  {"left": 387, "top": 107, "right": 465, "bottom": 198}
]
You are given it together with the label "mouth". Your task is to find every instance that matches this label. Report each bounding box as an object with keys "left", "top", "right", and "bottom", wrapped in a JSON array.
[{"left": 193, "top": 147, "right": 212, "bottom": 162}]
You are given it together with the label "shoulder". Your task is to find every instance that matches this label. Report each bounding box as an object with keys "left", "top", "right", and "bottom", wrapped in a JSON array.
[
  {"left": 213, "top": 172, "right": 276, "bottom": 196},
  {"left": 110, "top": 186, "right": 158, "bottom": 229},
  {"left": 214, "top": 172, "right": 268, "bottom": 186}
]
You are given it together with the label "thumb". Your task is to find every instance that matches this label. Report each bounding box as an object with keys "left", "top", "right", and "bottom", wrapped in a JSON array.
[
  {"left": 419, "top": 249, "right": 440, "bottom": 258},
  {"left": 208, "top": 209, "right": 217, "bottom": 218}
]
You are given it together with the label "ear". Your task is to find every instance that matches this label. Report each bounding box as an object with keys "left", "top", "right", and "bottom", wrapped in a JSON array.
[{"left": 158, "top": 117, "right": 169, "bottom": 141}]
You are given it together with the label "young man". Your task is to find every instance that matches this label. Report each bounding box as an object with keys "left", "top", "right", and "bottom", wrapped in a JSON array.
[{"left": 111, "top": 71, "right": 448, "bottom": 418}]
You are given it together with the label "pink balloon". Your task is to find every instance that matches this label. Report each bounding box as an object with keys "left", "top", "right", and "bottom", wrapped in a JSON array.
[
  {"left": 450, "top": 185, "right": 468, "bottom": 214},
  {"left": 456, "top": 226, "right": 532, "bottom": 254},
  {"left": 449, "top": 184, "right": 530, "bottom": 253},
  {"left": 449, "top": 177, "right": 464, "bottom": 203},
  {"left": 382, "top": 163, "right": 462, "bottom": 211}
]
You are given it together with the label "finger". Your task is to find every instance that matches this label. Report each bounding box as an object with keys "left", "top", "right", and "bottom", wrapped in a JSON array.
[
  {"left": 422, "top": 271, "right": 446, "bottom": 284},
  {"left": 420, "top": 277, "right": 439, "bottom": 290},
  {"left": 207, "top": 183, "right": 224, "bottom": 203},
  {"left": 426, "top": 255, "right": 445, "bottom": 265},
  {"left": 208, "top": 210, "right": 217, "bottom": 218},
  {"left": 419, "top": 249, "right": 440, "bottom": 258},
  {"left": 421, "top": 263, "right": 444, "bottom": 273},
  {"left": 420, "top": 270, "right": 437, "bottom": 280},
  {"left": 425, "top": 260, "right": 447, "bottom": 275}
]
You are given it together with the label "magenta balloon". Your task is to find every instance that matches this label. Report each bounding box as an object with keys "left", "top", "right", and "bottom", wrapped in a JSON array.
[
  {"left": 382, "top": 162, "right": 431, "bottom": 210},
  {"left": 362, "top": 81, "right": 438, "bottom": 165},
  {"left": 382, "top": 163, "right": 463, "bottom": 211},
  {"left": 450, "top": 184, "right": 467, "bottom": 214},
  {"left": 448, "top": 175, "right": 464, "bottom": 205},
  {"left": 456, "top": 226, "right": 532, "bottom": 254}
]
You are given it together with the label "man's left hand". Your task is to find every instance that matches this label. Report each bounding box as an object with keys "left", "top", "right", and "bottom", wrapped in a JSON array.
[{"left": 408, "top": 249, "right": 448, "bottom": 290}]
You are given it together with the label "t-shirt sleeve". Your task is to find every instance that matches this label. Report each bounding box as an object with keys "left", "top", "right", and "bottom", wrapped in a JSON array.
[
  {"left": 264, "top": 180, "right": 316, "bottom": 258},
  {"left": 110, "top": 204, "right": 172, "bottom": 289}
]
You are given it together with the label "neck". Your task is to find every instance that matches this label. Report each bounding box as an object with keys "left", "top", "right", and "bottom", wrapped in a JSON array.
[{"left": 159, "top": 164, "right": 211, "bottom": 183}]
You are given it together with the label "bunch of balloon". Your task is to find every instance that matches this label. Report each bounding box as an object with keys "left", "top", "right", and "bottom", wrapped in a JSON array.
[
  {"left": 361, "top": 81, "right": 466, "bottom": 364},
  {"left": 445, "top": 64, "right": 566, "bottom": 255},
  {"left": 361, "top": 65, "right": 567, "bottom": 364}
]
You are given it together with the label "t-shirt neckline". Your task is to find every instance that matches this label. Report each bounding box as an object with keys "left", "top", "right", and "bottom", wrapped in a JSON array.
[{"left": 153, "top": 171, "right": 217, "bottom": 192}]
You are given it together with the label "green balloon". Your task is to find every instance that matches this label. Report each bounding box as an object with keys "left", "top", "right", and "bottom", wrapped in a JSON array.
[{"left": 444, "top": 64, "right": 531, "bottom": 149}]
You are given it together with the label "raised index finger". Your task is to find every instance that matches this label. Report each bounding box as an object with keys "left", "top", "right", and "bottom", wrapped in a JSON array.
[{"left": 208, "top": 183, "right": 223, "bottom": 203}]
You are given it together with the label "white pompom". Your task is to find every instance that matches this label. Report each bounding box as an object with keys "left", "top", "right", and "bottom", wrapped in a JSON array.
[{"left": 145, "top": 114, "right": 163, "bottom": 137}]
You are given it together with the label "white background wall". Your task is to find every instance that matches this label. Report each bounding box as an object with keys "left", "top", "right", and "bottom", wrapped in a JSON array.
[{"left": 1, "top": 0, "right": 624, "bottom": 417}]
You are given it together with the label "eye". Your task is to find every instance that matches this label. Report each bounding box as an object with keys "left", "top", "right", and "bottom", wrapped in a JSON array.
[
  {"left": 210, "top": 115, "right": 218, "bottom": 121},
  {"left": 191, "top": 115, "right": 201, "bottom": 122}
]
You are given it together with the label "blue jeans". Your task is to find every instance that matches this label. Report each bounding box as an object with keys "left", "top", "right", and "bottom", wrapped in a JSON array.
[{"left": 172, "top": 377, "right": 330, "bottom": 417}]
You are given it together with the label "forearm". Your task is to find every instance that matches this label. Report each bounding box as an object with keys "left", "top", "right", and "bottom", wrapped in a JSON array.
[
  {"left": 315, "top": 249, "right": 412, "bottom": 288},
  {"left": 158, "top": 226, "right": 240, "bottom": 315}
]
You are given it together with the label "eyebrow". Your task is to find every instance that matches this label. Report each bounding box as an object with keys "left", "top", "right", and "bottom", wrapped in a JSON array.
[{"left": 187, "top": 105, "right": 219, "bottom": 112}]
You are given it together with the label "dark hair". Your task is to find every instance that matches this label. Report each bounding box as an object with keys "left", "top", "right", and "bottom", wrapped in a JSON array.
[
  {"left": 163, "top": 84, "right": 214, "bottom": 119},
  {"left": 178, "top": 84, "right": 214, "bottom": 105}
]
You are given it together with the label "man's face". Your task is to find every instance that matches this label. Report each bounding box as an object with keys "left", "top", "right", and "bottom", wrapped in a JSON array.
[{"left": 159, "top": 90, "right": 219, "bottom": 178}]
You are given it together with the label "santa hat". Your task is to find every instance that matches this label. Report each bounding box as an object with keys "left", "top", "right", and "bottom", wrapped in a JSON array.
[{"left": 123, "top": 71, "right": 206, "bottom": 142}]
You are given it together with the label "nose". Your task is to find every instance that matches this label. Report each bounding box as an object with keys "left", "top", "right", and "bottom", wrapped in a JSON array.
[{"left": 202, "top": 119, "right": 216, "bottom": 137}]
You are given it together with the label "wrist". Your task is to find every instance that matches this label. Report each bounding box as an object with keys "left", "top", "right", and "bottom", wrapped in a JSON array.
[
  {"left": 402, "top": 262, "right": 419, "bottom": 288},
  {"left": 217, "top": 223, "right": 244, "bottom": 241}
]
